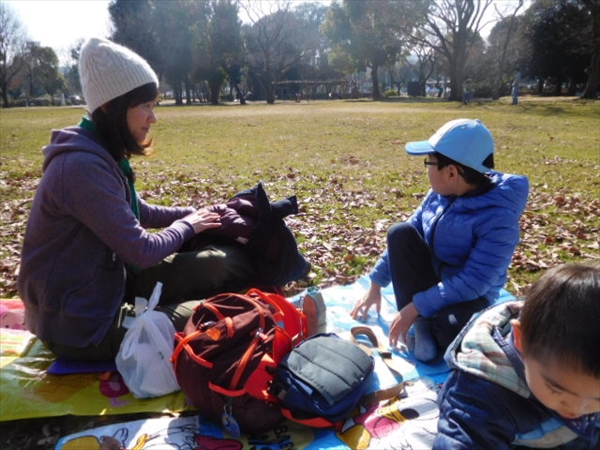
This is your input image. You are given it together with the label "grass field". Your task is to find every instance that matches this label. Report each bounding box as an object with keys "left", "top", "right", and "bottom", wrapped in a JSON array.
[
  {"left": 1, "top": 96, "right": 599, "bottom": 299},
  {"left": 0, "top": 96, "right": 599, "bottom": 448}
]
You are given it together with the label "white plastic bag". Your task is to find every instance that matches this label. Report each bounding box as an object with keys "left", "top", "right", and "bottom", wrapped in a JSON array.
[{"left": 115, "top": 282, "right": 180, "bottom": 398}]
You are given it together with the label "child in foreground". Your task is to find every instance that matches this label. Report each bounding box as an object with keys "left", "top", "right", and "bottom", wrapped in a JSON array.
[{"left": 434, "top": 262, "right": 600, "bottom": 449}]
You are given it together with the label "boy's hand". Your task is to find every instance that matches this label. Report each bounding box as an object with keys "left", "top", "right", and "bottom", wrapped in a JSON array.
[
  {"left": 351, "top": 282, "right": 382, "bottom": 321},
  {"left": 389, "top": 303, "right": 419, "bottom": 348}
]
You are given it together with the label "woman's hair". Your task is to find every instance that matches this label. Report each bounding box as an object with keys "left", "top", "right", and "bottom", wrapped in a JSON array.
[
  {"left": 434, "top": 152, "right": 494, "bottom": 187},
  {"left": 519, "top": 262, "right": 600, "bottom": 377},
  {"left": 91, "top": 82, "right": 158, "bottom": 161}
]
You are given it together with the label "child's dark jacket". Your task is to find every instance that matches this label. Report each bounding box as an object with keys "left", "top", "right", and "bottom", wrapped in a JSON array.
[{"left": 434, "top": 301, "right": 600, "bottom": 449}]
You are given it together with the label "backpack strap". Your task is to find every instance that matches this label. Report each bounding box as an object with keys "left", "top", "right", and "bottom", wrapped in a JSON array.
[
  {"left": 280, "top": 408, "right": 342, "bottom": 429},
  {"left": 350, "top": 326, "right": 405, "bottom": 406}
]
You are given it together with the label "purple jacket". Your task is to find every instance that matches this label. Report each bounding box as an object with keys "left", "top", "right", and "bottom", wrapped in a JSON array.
[{"left": 18, "top": 126, "right": 195, "bottom": 347}]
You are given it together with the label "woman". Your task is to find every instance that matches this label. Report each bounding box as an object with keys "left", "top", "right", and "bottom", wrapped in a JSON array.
[{"left": 18, "top": 38, "right": 256, "bottom": 361}]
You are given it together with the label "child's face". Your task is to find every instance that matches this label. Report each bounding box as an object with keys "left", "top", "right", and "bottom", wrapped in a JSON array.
[{"left": 522, "top": 356, "right": 600, "bottom": 419}]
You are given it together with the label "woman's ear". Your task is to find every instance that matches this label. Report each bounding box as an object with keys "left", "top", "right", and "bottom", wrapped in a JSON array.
[{"left": 511, "top": 319, "right": 523, "bottom": 352}]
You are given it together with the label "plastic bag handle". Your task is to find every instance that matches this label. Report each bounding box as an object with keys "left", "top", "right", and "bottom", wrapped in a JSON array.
[{"left": 144, "top": 312, "right": 175, "bottom": 361}]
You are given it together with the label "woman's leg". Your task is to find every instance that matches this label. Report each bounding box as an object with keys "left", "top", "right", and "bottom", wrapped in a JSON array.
[
  {"left": 44, "top": 304, "right": 133, "bottom": 361},
  {"left": 135, "top": 244, "right": 257, "bottom": 304}
]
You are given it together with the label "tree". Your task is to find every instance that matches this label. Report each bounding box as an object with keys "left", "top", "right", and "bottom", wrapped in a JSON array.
[
  {"left": 579, "top": 0, "right": 599, "bottom": 99},
  {"left": 0, "top": 3, "right": 27, "bottom": 107},
  {"left": 241, "top": 0, "right": 306, "bottom": 104},
  {"left": 292, "top": 2, "right": 332, "bottom": 80},
  {"left": 404, "top": 32, "right": 437, "bottom": 96},
  {"left": 22, "top": 43, "right": 64, "bottom": 102},
  {"left": 195, "top": 0, "right": 244, "bottom": 104},
  {"left": 322, "top": 0, "right": 428, "bottom": 100},
  {"left": 521, "top": 0, "right": 593, "bottom": 96},
  {"left": 110, "top": 0, "right": 210, "bottom": 105},
  {"left": 158, "top": 0, "right": 210, "bottom": 105},
  {"left": 62, "top": 39, "right": 84, "bottom": 100},
  {"left": 109, "top": 0, "right": 160, "bottom": 72},
  {"left": 413, "top": 0, "right": 496, "bottom": 102},
  {"left": 485, "top": 1, "right": 525, "bottom": 100}
]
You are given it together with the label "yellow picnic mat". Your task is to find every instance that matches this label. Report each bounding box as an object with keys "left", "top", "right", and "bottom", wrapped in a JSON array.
[{"left": 0, "top": 328, "right": 189, "bottom": 421}]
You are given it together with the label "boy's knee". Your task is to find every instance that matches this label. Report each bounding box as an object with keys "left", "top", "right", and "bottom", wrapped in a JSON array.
[{"left": 387, "top": 222, "right": 419, "bottom": 246}]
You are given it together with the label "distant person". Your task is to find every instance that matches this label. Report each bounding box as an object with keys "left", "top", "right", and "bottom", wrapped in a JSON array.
[
  {"left": 434, "top": 262, "right": 600, "bottom": 449},
  {"left": 512, "top": 70, "right": 522, "bottom": 105},
  {"left": 351, "top": 118, "right": 529, "bottom": 362},
  {"left": 463, "top": 79, "right": 473, "bottom": 105},
  {"left": 18, "top": 38, "right": 256, "bottom": 361}
]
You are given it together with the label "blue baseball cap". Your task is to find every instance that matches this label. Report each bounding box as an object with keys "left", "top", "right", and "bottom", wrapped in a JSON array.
[{"left": 405, "top": 118, "right": 494, "bottom": 173}]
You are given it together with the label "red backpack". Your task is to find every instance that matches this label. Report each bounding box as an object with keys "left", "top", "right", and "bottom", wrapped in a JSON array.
[{"left": 171, "top": 288, "right": 306, "bottom": 435}]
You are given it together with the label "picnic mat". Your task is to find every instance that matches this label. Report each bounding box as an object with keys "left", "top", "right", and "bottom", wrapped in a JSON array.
[{"left": 1, "top": 278, "right": 514, "bottom": 449}]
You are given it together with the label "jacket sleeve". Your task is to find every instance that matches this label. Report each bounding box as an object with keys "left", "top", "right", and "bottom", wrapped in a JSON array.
[
  {"left": 369, "top": 250, "right": 391, "bottom": 287},
  {"left": 61, "top": 154, "right": 195, "bottom": 269},
  {"left": 434, "top": 371, "right": 518, "bottom": 450},
  {"left": 137, "top": 195, "right": 195, "bottom": 229}
]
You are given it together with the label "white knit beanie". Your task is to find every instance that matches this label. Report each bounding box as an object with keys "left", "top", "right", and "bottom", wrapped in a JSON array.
[{"left": 79, "top": 37, "right": 158, "bottom": 114}]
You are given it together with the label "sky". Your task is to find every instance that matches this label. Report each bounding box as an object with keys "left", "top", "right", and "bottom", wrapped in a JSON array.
[
  {"left": 5, "top": 0, "right": 527, "bottom": 65},
  {"left": 5, "top": 0, "right": 112, "bottom": 62}
]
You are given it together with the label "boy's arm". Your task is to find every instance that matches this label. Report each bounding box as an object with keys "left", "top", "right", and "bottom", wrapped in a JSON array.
[{"left": 434, "top": 372, "right": 518, "bottom": 450}]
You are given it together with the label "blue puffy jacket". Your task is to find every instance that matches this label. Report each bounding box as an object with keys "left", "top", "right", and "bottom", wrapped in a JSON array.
[{"left": 369, "top": 172, "right": 529, "bottom": 317}]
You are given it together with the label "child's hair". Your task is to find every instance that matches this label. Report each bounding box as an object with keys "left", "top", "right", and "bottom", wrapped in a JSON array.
[
  {"left": 434, "top": 151, "right": 494, "bottom": 186},
  {"left": 92, "top": 82, "right": 158, "bottom": 161},
  {"left": 519, "top": 262, "right": 600, "bottom": 377}
]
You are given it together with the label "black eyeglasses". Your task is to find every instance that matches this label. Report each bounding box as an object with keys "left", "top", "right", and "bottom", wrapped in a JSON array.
[
  {"left": 424, "top": 157, "right": 467, "bottom": 177},
  {"left": 424, "top": 158, "right": 441, "bottom": 167}
]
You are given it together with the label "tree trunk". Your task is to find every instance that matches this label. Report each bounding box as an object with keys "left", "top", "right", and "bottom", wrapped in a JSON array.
[
  {"left": 266, "top": 86, "right": 276, "bottom": 104},
  {"left": 447, "top": 55, "right": 464, "bottom": 102},
  {"left": 1, "top": 84, "right": 9, "bottom": 108},
  {"left": 234, "top": 84, "right": 246, "bottom": 105},
  {"left": 209, "top": 80, "right": 220, "bottom": 105},
  {"left": 371, "top": 64, "right": 381, "bottom": 100},
  {"left": 185, "top": 82, "right": 192, "bottom": 105},
  {"left": 174, "top": 84, "right": 183, "bottom": 105},
  {"left": 554, "top": 77, "right": 563, "bottom": 96},
  {"left": 582, "top": 0, "right": 600, "bottom": 99},
  {"left": 582, "top": 42, "right": 600, "bottom": 99}
]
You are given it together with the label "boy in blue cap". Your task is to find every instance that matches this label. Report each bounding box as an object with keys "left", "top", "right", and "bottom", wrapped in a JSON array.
[
  {"left": 351, "top": 118, "right": 529, "bottom": 362},
  {"left": 435, "top": 262, "right": 600, "bottom": 449}
]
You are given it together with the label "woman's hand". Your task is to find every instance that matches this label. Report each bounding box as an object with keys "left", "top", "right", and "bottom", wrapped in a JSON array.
[
  {"left": 389, "top": 302, "right": 419, "bottom": 348},
  {"left": 350, "top": 282, "right": 382, "bottom": 321},
  {"left": 182, "top": 209, "right": 221, "bottom": 234}
]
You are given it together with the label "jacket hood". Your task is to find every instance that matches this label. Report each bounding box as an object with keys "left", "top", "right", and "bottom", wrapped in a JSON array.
[
  {"left": 445, "top": 301, "right": 531, "bottom": 398},
  {"left": 42, "top": 126, "right": 113, "bottom": 172},
  {"left": 458, "top": 172, "right": 529, "bottom": 216}
]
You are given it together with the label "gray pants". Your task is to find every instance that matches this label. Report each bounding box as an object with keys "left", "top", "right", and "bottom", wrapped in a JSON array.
[{"left": 45, "top": 244, "right": 256, "bottom": 361}]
